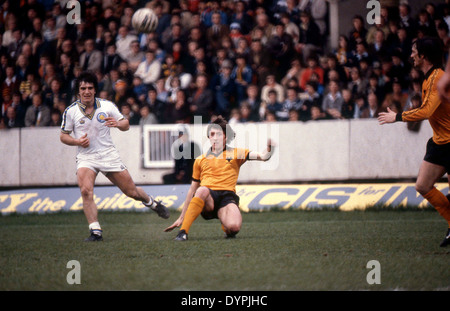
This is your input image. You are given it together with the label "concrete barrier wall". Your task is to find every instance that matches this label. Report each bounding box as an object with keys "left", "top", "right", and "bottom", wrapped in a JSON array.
[{"left": 0, "top": 119, "right": 433, "bottom": 187}]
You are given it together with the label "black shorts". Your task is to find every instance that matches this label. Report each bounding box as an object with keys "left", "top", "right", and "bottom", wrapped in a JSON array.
[
  {"left": 424, "top": 138, "right": 450, "bottom": 173},
  {"left": 201, "top": 189, "right": 240, "bottom": 220}
]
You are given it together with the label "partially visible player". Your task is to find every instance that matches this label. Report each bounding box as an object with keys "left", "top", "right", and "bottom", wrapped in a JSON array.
[
  {"left": 437, "top": 48, "right": 450, "bottom": 103},
  {"left": 164, "top": 116, "right": 275, "bottom": 241},
  {"left": 60, "top": 71, "right": 169, "bottom": 242},
  {"left": 378, "top": 37, "right": 450, "bottom": 247}
]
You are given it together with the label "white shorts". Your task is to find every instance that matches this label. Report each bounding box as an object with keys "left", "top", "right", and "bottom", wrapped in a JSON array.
[{"left": 76, "top": 149, "right": 127, "bottom": 175}]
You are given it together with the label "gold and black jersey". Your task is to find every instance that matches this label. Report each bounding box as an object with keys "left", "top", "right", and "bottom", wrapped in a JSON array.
[
  {"left": 192, "top": 147, "right": 250, "bottom": 193},
  {"left": 398, "top": 67, "right": 450, "bottom": 145}
]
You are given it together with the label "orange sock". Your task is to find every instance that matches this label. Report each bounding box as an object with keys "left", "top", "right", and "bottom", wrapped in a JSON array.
[
  {"left": 423, "top": 188, "right": 450, "bottom": 227},
  {"left": 180, "top": 197, "right": 204, "bottom": 233}
]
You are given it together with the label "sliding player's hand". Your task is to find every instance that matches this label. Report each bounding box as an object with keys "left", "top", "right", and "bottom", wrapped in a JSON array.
[{"left": 164, "top": 218, "right": 183, "bottom": 232}]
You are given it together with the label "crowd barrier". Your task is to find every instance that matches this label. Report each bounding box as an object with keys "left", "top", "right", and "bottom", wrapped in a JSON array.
[{"left": 0, "top": 119, "right": 434, "bottom": 187}]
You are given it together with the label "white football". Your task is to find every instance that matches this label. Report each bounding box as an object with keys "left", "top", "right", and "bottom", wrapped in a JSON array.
[{"left": 132, "top": 8, "right": 158, "bottom": 34}]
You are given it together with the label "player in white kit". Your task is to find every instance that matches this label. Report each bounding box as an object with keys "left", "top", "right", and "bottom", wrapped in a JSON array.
[{"left": 60, "top": 72, "right": 169, "bottom": 241}]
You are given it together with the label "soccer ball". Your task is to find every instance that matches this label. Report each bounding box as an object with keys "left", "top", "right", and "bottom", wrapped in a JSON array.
[{"left": 132, "top": 8, "right": 158, "bottom": 34}]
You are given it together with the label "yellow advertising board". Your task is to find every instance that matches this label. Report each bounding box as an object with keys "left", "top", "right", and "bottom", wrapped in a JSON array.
[{"left": 0, "top": 183, "right": 447, "bottom": 214}]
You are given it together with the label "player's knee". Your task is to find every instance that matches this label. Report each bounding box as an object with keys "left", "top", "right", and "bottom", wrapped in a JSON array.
[
  {"left": 415, "top": 183, "right": 431, "bottom": 195},
  {"left": 195, "top": 187, "right": 210, "bottom": 200},
  {"left": 79, "top": 186, "right": 94, "bottom": 199},
  {"left": 225, "top": 222, "right": 241, "bottom": 235}
]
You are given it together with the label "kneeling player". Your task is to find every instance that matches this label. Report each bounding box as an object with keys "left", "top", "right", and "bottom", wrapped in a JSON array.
[{"left": 164, "top": 116, "right": 275, "bottom": 240}]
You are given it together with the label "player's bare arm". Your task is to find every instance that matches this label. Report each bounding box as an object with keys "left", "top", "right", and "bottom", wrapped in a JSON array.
[
  {"left": 249, "top": 139, "right": 276, "bottom": 161},
  {"left": 105, "top": 117, "right": 130, "bottom": 131},
  {"left": 60, "top": 132, "right": 90, "bottom": 148},
  {"left": 377, "top": 107, "right": 397, "bottom": 125},
  {"left": 164, "top": 180, "right": 200, "bottom": 232}
]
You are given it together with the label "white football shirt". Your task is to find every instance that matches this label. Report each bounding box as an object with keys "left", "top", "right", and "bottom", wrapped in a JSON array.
[{"left": 61, "top": 98, "right": 125, "bottom": 158}]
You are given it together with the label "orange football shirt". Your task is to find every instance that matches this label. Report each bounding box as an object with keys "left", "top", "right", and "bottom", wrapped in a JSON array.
[
  {"left": 192, "top": 147, "right": 250, "bottom": 192},
  {"left": 400, "top": 67, "right": 450, "bottom": 145}
]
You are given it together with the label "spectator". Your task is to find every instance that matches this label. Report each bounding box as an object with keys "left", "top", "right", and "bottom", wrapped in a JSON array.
[
  {"left": 79, "top": 39, "right": 103, "bottom": 72},
  {"left": 348, "top": 15, "right": 368, "bottom": 53},
  {"left": 231, "top": 54, "right": 253, "bottom": 103},
  {"left": 288, "top": 108, "right": 300, "bottom": 121},
  {"left": 230, "top": 1, "right": 254, "bottom": 35},
  {"left": 190, "top": 73, "right": 214, "bottom": 124},
  {"left": 368, "top": 29, "right": 389, "bottom": 63},
  {"left": 398, "top": 3, "right": 417, "bottom": 39},
  {"left": 24, "top": 93, "right": 51, "bottom": 127},
  {"left": 366, "top": 74, "right": 385, "bottom": 104},
  {"left": 165, "top": 89, "right": 191, "bottom": 124},
  {"left": 383, "top": 78, "right": 408, "bottom": 111},
  {"left": 139, "top": 104, "right": 158, "bottom": 126},
  {"left": 205, "top": 11, "right": 230, "bottom": 53},
  {"left": 299, "top": 55, "right": 324, "bottom": 91},
  {"left": 120, "top": 102, "right": 140, "bottom": 125},
  {"left": 240, "top": 84, "right": 262, "bottom": 122},
  {"left": 322, "top": 80, "right": 344, "bottom": 119},
  {"left": 1, "top": 63, "right": 19, "bottom": 97},
  {"left": 115, "top": 25, "right": 138, "bottom": 61},
  {"left": 309, "top": 105, "right": 327, "bottom": 121},
  {"left": 261, "top": 74, "right": 285, "bottom": 104},
  {"left": 101, "top": 43, "right": 122, "bottom": 74},
  {"left": 360, "top": 92, "right": 380, "bottom": 118},
  {"left": 353, "top": 94, "right": 367, "bottom": 119},
  {"left": 347, "top": 66, "right": 367, "bottom": 97},
  {"left": 210, "top": 59, "right": 237, "bottom": 119},
  {"left": 262, "top": 89, "right": 283, "bottom": 121},
  {"left": 298, "top": 80, "right": 321, "bottom": 121},
  {"left": 124, "top": 40, "right": 145, "bottom": 72},
  {"left": 248, "top": 38, "right": 271, "bottom": 86},
  {"left": 3, "top": 105, "right": 23, "bottom": 128},
  {"left": 340, "top": 88, "right": 355, "bottom": 119},
  {"left": 132, "top": 76, "right": 148, "bottom": 103},
  {"left": 250, "top": 11, "right": 275, "bottom": 44},
  {"left": 134, "top": 50, "right": 162, "bottom": 85},
  {"left": 43, "top": 78, "right": 67, "bottom": 109},
  {"left": 267, "top": 22, "right": 295, "bottom": 78},
  {"left": 296, "top": 11, "right": 322, "bottom": 64},
  {"left": 145, "top": 86, "right": 166, "bottom": 123},
  {"left": 49, "top": 108, "right": 61, "bottom": 126},
  {"left": 279, "top": 87, "right": 302, "bottom": 121},
  {"left": 335, "top": 35, "right": 352, "bottom": 67}
]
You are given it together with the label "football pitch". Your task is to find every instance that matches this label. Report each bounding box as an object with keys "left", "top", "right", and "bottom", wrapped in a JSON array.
[{"left": 0, "top": 209, "right": 449, "bottom": 291}]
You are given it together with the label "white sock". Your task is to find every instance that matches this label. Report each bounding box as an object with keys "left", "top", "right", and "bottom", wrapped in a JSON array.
[
  {"left": 145, "top": 196, "right": 156, "bottom": 208},
  {"left": 89, "top": 222, "right": 102, "bottom": 235}
]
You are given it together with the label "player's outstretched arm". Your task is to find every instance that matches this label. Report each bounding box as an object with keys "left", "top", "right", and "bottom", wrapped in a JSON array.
[
  {"left": 164, "top": 180, "right": 200, "bottom": 232},
  {"left": 378, "top": 107, "right": 397, "bottom": 125},
  {"left": 105, "top": 117, "right": 129, "bottom": 131},
  {"left": 249, "top": 139, "right": 276, "bottom": 161}
]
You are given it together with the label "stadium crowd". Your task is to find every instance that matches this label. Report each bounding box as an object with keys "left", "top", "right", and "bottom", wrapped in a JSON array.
[{"left": 0, "top": 0, "right": 449, "bottom": 129}]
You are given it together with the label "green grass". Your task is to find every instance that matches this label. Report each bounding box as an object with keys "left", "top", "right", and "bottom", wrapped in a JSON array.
[{"left": 0, "top": 209, "right": 449, "bottom": 291}]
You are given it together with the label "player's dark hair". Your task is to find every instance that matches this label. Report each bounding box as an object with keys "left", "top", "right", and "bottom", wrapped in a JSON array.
[
  {"left": 207, "top": 116, "right": 235, "bottom": 143},
  {"left": 413, "top": 37, "right": 444, "bottom": 68},
  {"left": 75, "top": 71, "right": 98, "bottom": 95}
]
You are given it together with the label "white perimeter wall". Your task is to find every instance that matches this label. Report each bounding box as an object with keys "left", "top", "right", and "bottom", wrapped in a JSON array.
[{"left": 0, "top": 119, "right": 433, "bottom": 187}]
